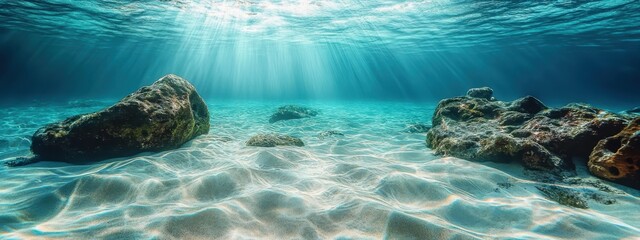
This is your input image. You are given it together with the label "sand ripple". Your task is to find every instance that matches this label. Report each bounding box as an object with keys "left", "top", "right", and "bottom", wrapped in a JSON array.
[{"left": 1, "top": 101, "right": 639, "bottom": 239}]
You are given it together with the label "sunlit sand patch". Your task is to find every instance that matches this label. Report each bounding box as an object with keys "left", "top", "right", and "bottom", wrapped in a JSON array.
[{"left": 1, "top": 101, "right": 639, "bottom": 238}]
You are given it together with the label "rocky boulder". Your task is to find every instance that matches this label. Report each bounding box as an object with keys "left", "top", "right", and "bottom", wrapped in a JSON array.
[
  {"left": 466, "top": 87, "right": 494, "bottom": 100},
  {"left": 269, "top": 105, "right": 318, "bottom": 123},
  {"left": 589, "top": 118, "right": 639, "bottom": 189},
  {"left": 508, "top": 96, "right": 547, "bottom": 114},
  {"left": 31, "top": 74, "right": 210, "bottom": 163},
  {"left": 520, "top": 104, "right": 627, "bottom": 159},
  {"left": 246, "top": 134, "right": 304, "bottom": 147},
  {"left": 427, "top": 87, "right": 629, "bottom": 174}
]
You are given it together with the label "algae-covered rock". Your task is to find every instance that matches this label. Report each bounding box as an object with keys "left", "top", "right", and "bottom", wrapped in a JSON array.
[
  {"left": 426, "top": 116, "right": 565, "bottom": 171},
  {"left": 522, "top": 104, "right": 628, "bottom": 158},
  {"left": 246, "top": 134, "right": 304, "bottom": 147},
  {"left": 508, "top": 96, "right": 547, "bottom": 114},
  {"left": 431, "top": 96, "right": 503, "bottom": 125},
  {"left": 466, "top": 87, "right": 494, "bottom": 100},
  {"left": 536, "top": 185, "right": 588, "bottom": 209},
  {"left": 499, "top": 111, "right": 532, "bottom": 126},
  {"left": 269, "top": 105, "right": 318, "bottom": 123},
  {"left": 31, "top": 74, "right": 210, "bottom": 163},
  {"left": 589, "top": 118, "right": 640, "bottom": 189},
  {"left": 427, "top": 87, "right": 628, "bottom": 173},
  {"left": 4, "top": 156, "right": 40, "bottom": 167}
]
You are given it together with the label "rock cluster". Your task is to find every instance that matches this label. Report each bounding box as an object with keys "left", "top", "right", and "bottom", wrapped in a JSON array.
[
  {"left": 269, "top": 105, "right": 318, "bottom": 123},
  {"left": 427, "top": 87, "right": 638, "bottom": 189},
  {"left": 243, "top": 105, "right": 320, "bottom": 147},
  {"left": 30, "top": 74, "right": 210, "bottom": 163}
]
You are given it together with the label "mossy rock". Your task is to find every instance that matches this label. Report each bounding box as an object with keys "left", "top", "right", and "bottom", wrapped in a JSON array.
[
  {"left": 246, "top": 134, "right": 304, "bottom": 147},
  {"left": 30, "top": 74, "right": 210, "bottom": 163},
  {"left": 269, "top": 105, "right": 318, "bottom": 123},
  {"left": 536, "top": 185, "right": 588, "bottom": 209},
  {"left": 427, "top": 87, "right": 628, "bottom": 175}
]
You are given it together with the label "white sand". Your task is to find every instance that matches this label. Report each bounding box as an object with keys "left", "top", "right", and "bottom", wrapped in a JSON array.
[{"left": 1, "top": 101, "right": 638, "bottom": 239}]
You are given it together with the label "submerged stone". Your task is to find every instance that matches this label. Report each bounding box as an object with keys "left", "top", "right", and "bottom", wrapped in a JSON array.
[
  {"left": 499, "top": 111, "right": 532, "bottom": 126},
  {"left": 536, "top": 185, "right": 588, "bottom": 209},
  {"left": 589, "top": 118, "right": 640, "bottom": 189},
  {"left": 269, "top": 105, "right": 318, "bottom": 123},
  {"left": 30, "top": 74, "right": 210, "bottom": 163},
  {"left": 427, "top": 88, "right": 629, "bottom": 177},
  {"left": 246, "top": 134, "right": 304, "bottom": 147},
  {"left": 523, "top": 105, "right": 628, "bottom": 158},
  {"left": 4, "top": 156, "right": 40, "bottom": 167},
  {"left": 508, "top": 96, "right": 547, "bottom": 114},
  {"left": 466, "top": 87, "right": 494, "bottom": 100},
  {"left": 428, "top": 97, "right": 566, "bottom": 171}
]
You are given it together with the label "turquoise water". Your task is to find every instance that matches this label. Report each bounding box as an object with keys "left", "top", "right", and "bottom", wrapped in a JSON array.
[
  {"left": 1, "top": 0, "right": 640, "bottom": 239},
  {"left": 1, "top": 0, "right": 640, "bottom": 103}
]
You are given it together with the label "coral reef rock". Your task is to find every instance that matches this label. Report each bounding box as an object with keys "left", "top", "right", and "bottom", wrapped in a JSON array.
[
  {"left": 31, "top": 74, "right": 210, "bottom": 163},
  {"left": 269, "top": 105, "right": 318, "bottom": 123},
  {"left": 427, "top": 87, "right": 629, "bottom": 175},
  {"left": 589, "top": 118, "right": 639, "bottom": 189},
  {"left": 246, "top": 134, "right": 304, "bottom": 147}
]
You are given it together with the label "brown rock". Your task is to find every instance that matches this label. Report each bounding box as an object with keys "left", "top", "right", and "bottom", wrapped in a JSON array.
[{"left": 589, "top": 118, "right": 640, "bottom": 189}]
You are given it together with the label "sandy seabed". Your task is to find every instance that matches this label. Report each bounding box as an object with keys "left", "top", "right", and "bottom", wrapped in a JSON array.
[{"left": 1, "top": 100, "right": 639, "bottom": 239}]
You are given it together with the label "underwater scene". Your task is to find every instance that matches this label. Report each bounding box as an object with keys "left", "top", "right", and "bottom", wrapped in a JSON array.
[{"left": 1, "top": 0, "right": 640, "bottom": 239}]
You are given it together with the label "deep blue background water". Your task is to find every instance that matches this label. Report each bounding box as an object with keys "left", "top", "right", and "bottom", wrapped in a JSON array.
[{"left": 0, "top": 0, "right": 639, "bottom": 107}]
